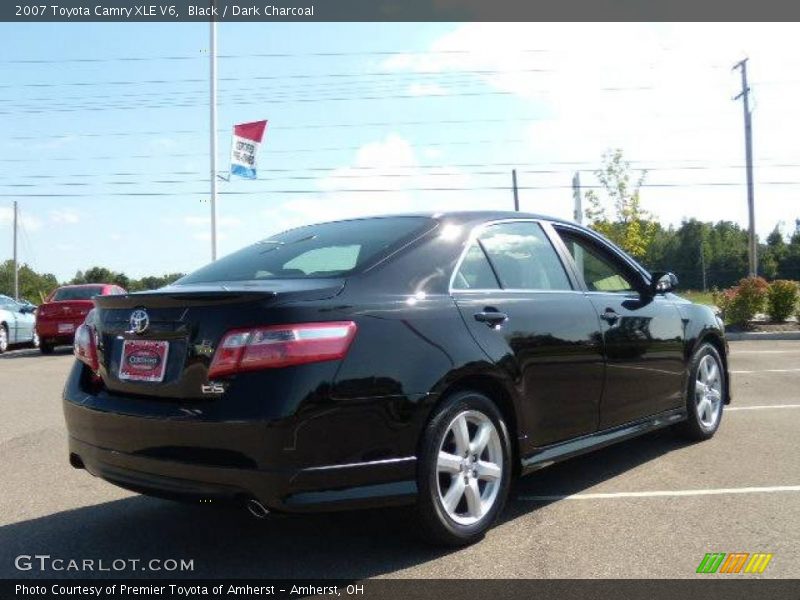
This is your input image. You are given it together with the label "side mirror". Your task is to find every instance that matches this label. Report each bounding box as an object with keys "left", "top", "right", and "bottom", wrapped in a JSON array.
[
  {"left": 19, "top": 305, "right": 34, "bottom": 314},
  {"left": 650, "top": 271, "right": 678, "bottom": 295}
]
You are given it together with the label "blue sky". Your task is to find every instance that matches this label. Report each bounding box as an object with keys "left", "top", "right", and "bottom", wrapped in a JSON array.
[{"left": 2, "top": 23, "right": 800, "bottom": 281}]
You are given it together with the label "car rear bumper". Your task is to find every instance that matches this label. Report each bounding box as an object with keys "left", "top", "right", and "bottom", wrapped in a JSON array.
[
  {"left": 67, "top": 433, "right": 416, "bottom": 512},
  {"left": 63, "top": 364, "right": 418, "bottom": 513},
  {"left": 37, "top": 318, "right": 81, "bottom": 343}
]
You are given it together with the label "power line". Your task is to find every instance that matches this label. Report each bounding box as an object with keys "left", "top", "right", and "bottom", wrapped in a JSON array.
[
  {"left": 0, "top": 48, "right": 551, "bottom": 66},
  {"left": 6, "top": 180, "right": 800, "bottom": 198},
  {"left": 6, "top": 162, "right": 800, "bottom": 187},
  {"left": 0, "top": 89, "right": 518, "bottom": 115},
  {"left": 0, "top": 67, "right": 555, "bottom": 91},
  {"left": 0, "top": 137, "right": 530, "bottom": 161}
]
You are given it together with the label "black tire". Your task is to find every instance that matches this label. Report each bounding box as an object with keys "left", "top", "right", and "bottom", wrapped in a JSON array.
[
  {"left": 415, "top": 390, "right": 512, "bottom": 546},
  {"left": 40, "top": 343, "right": 55, "bottom": 355},
  {"left": 676, "top": 343, "right": 726, "bottom": 441}
]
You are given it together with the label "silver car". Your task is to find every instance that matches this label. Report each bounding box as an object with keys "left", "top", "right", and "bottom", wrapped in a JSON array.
[{"left": 0, "top": 295, "right": 38, "bottom": 353}]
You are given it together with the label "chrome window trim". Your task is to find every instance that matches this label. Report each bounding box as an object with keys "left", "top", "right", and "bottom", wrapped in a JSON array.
[{"left": 448, "top": 218, "right": 577, "bottom": 294}]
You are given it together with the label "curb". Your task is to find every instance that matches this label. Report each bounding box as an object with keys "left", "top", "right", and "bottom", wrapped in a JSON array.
[{"left": 726, "top": 331, "right": 800, "bottom": 341}]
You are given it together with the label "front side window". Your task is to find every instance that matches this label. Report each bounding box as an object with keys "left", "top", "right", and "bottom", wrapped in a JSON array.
[
  {"left": 476, "top": 222, "right": 572, "bottom": 291},
  {"left": 557, "top": 230, "right": 638, "bottom": 293}
]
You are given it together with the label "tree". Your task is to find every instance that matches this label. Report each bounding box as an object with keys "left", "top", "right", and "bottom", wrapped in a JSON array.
[
  {"left": 0, "top": 260, "right": 59, "bottom": 302},
  {"left": 584, "top": 149, "right": 658, "bottom": 259},
  {"left": 72, "top": 266, "right": 129, "bottom": 289}
]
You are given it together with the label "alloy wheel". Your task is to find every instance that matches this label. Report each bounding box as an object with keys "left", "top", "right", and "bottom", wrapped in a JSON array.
[
  {"left": 695, "top": 354, "right": 723, "bottom": 429},
  {"left": 0, "top": 326, "right": 7, "bottom": 352},
  {"left": 436, "top": 410, "right": 503, "bottom": 526}
]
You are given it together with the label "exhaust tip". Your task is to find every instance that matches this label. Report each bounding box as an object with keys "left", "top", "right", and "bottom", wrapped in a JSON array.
[
  {"left": 69, "top": 453, "right": 85, "bottom": 470},
  {"left": 245, "top": 499, "right": 270, "bottom": 519}
]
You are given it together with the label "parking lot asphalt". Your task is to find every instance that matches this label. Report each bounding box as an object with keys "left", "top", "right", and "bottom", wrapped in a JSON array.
[{"left": 0, "top": 341, "right": 797, "bottom": 579}]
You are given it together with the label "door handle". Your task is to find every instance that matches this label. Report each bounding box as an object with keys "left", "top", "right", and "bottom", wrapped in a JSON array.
[
  {"left": 474, "top": 310, "right": 508, "bottom": 327},
  {"left": 600, "top": 308, "right": 619, "bottom": 324}
]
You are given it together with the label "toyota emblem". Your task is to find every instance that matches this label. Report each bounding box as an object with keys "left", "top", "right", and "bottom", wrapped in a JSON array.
[{"left": 129, "top": 309, "right": 150, "bottom": 335}]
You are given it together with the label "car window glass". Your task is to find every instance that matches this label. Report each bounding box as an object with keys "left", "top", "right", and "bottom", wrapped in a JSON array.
[
  {"left": 452, "top": 241, "right": 500, "bottom": 290},
  {"left": 52, "top": 286, "right": 104, "bottom": 301},
  {"left": 558, "top": 231, "right": 637, "bottom": 293},
  {"left": 477, "top": 222, "right": 572, "bottom": 291},
  {"left": 177, "top": 216, "right": 434, "bottom": 283},
  {"left": 282, "top": 245, "right": 360, "bottom": 276}
]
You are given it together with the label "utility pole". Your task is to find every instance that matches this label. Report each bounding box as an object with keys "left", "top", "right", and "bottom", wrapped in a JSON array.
[
  {"left": 572, "top": 171, "right": 582, "bottom": 224},
  {"left": 209, "top": 12, "right": 218, "bottom": 261},
  {"left": 734, "top": 58, "right": 757, "bottom": 276},
  {"left": 13, "top": 201, "right": 19, "bottom": 300},
  {"left": 700, "top": 237, "right": 707, "bottom": 292},
  {"left": 512, "top": 169, "right": 519, "bottom": 211}
]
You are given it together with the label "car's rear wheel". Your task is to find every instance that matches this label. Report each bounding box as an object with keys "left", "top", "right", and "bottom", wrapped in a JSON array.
[
  {"left": 677, "top": 343, "right": 726, "bottom": 441},
  {"left": 415, "top": 390, "right": 511, "bottom": 546},
  {"left": 40, "top": 342, "right": 55, "bottom": 355}
]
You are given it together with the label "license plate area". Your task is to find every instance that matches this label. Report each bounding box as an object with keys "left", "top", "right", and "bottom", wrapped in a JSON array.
[
  {"left": 119, "top": 339, "right": 170, "bottom": 382},
  {"left": 58, "top": 323, "right": 75, "bottom": 334}
]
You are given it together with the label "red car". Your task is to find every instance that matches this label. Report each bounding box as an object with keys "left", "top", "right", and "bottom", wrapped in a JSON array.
[{"left": 36, "top": 284, "right": 126, "bottom": 354}]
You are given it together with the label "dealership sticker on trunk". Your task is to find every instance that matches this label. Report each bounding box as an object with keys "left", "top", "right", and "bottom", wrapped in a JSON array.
[
  {"left": 58, "top": 323, "right": 75, "bottom": 333},
  {"left": 119, "top": 339, "right": 169, "bottom": 382}
]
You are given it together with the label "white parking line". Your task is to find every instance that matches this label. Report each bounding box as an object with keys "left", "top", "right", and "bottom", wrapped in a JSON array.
[
  {"left": 727, "top": 404, "right": 800, "bottom": 411},
  {"left": 517, "top": 485, "right": 800, "bottom": 502},
  {"left": 731, "top": 368, "right": 800, "bottom": 374},
  {"left": 732, "top": 350, "right": 800, "bottom": 354}
]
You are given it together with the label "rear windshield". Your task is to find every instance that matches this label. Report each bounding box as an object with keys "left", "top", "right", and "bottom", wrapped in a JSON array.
[
  {"left": 51, "top": 286, "right": 104, "bottom": 301},
  {"left": 178, "top": 217, "right": 434, "bottom": 284}
]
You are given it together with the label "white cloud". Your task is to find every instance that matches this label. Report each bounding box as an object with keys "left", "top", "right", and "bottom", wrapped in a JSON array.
[
  {"left": 49, "top": 208, "right": 80, "bottom": 224},
  {"left": 183, "top": 215, "right": 242, "bottom": 228},
  {"left": 380, "top": 23, "right": 800, "bottom": 236},
  {"left": 261, "top": 133, "right": 501, "bottom": 232},
  {"left": 407, "top": 82, "right": 448, "bottom": 97},
  {"left": 0, "top": 206, "right": 42, "bottom": 231}
]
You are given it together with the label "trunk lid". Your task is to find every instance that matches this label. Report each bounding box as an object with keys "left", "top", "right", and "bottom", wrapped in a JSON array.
[
  {"left": 37, "top": 299, "right": 94, "bottom": 322},
  {"left": 91, "top": 279, "right": 344, "bottom": 400}
]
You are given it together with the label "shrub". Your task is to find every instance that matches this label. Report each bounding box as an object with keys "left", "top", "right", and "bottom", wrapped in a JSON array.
[
  {"left": 713, "top": 276, "right": 769, "bottom": 327},
  {"left": 767, "top": 280, "right": 799, "bottom": 322}
]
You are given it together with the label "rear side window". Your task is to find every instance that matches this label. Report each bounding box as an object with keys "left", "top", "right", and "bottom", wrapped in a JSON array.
[
  {"left": 477, "top": 222, "right": 572, "bottom": 291},
  {"left": 178, "top": 217, "right": 434, "bottom": 284},
  {"left": 452, "top": 242, "right": 500, "bottom": 290},
  {"left": 51, "top": 286, "right": 104, "bottom": 301}
]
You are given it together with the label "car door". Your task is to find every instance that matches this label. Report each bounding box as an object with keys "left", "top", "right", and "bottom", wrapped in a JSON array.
[
  {"left": 552, "top": 225, "right": 686, "bottom": 429},
  {"left": 451, "top": 220, "right": 605, "bottom": 448},
  {"left": 16, "top": 304, "right": 35, "bottom": 342},
  {"left": 4, "top": 302, "right": 23, "bottom": 343}
]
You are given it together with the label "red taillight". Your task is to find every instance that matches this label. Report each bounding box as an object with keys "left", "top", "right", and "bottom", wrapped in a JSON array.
[
  {"left": 73, "top": 322, "right": 99, "bottom": 372},
  {"left": 208, "top": 321, "right": 357, "bottom": 378}
]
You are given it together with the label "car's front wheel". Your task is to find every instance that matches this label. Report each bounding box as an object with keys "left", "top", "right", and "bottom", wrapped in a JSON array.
[
  {"left": 415, "top": 390, "right": 512, "bottom": 546},
  {"left": 0, "top": 324, "right": 8, "bottom": 354},
  {"left": 677, "top": 343, "right": 726, "bottom": 441}
]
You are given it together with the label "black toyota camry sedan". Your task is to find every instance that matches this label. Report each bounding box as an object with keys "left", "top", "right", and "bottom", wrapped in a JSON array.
[{"left": 64, "top": 211, "right": 729, "bottom": 545}]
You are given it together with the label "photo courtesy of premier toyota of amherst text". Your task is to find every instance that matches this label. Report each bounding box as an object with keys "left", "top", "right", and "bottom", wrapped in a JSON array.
[{"left": 1, "top": 2, "right": 799, "bottom": 599}]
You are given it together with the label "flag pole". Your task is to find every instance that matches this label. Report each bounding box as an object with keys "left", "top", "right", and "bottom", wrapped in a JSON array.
[{"left": 209, "top": 12, "right": 218, "bottom": 261}]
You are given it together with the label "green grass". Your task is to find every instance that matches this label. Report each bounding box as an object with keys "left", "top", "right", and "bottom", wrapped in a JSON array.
[{"left": 678, "top": 290, "right": 716, "bottom": 306}]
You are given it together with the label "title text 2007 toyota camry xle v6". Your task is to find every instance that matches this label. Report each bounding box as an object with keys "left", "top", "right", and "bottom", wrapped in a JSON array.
[{"left": 64, "top": 212, "right": 729, "bottom": 545}]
